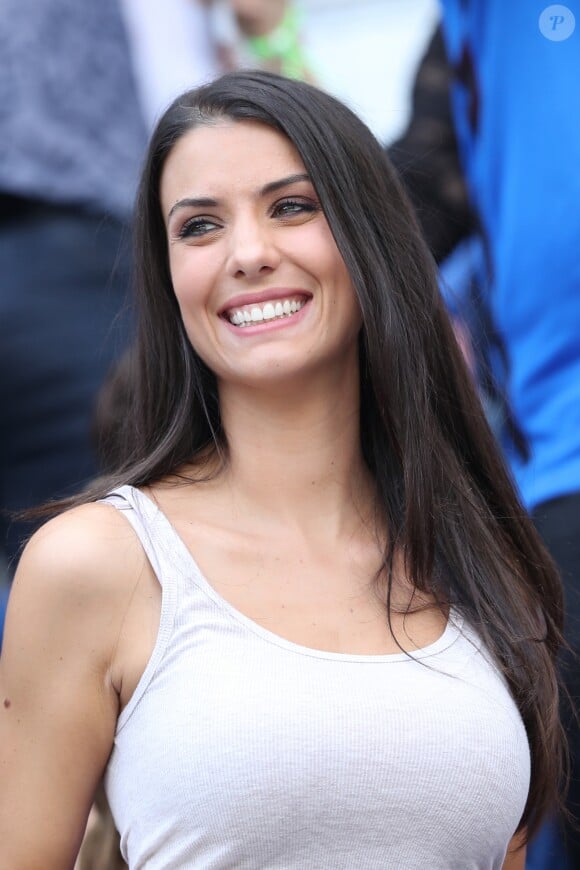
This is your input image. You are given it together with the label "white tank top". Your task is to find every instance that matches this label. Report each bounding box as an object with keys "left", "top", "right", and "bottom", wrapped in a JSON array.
[{"left": 103, "top": 485, "right": 530, "bottom": 869}]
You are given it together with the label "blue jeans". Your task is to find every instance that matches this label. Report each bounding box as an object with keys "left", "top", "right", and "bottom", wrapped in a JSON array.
[{"left": 0, "top": 201, "right": 133, "bottom": 573}]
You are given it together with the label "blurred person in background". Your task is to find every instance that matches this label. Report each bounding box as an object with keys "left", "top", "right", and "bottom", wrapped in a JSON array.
[
  {"left": 206, "top": 0, "right": 315, "bottom": 82},
  {"left": 391, "top": 3, "right": 580, "bottom": 866},
  {"left": 388, "top": 24, "right": 475, "bottom": 267},
  {"left": 0, "top": 0, "right": 147, "bottom": 584}
]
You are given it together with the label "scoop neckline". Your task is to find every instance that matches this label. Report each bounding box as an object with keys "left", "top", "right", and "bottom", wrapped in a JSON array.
[{"left": 128, "top": 485, "right": 464, "bottom": 664}]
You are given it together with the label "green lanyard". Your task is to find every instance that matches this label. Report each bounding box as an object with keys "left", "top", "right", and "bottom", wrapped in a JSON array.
[{"left": 245, "top": 4, "right": 310, "bottom": 80}]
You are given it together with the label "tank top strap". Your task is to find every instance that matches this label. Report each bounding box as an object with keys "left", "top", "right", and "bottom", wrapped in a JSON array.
[
  {"left": 101, "top": 485, "right": 198, "bottom": 590},
  {"left": 100, "top": 484, "right": 203, "bottom": 733}
]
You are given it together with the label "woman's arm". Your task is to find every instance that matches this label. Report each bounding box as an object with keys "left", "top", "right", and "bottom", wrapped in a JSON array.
[
  {"left": 0, "top": 504, "right": 144, "bottom": 868},
  {"left": 502, "top": 832, "right": 526, "bottom": 870}
]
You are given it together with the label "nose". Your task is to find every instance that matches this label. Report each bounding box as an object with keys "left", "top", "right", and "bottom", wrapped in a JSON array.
[{"left": 226, "top": 215, "right": 281, "bottom": 280}]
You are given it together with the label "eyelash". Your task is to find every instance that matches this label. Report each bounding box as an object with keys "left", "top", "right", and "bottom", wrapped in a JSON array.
[
  {"left": 176, "top": 197, "right": 320, "bottom": 239},
  {"left": 271, "top": 197, "right": 320, "bottom": 218},
  {"left": 177, "top": 217, "right": 219, "bottom": 239}
]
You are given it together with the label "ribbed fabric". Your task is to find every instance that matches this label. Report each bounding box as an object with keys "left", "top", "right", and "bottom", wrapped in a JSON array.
[{"left": 103, "top": 486, "right": 530, "bottom": 869}]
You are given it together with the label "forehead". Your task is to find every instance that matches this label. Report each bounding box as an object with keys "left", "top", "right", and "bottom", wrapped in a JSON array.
[{"left": 160, "top": 120, "right": 307, "bottom": 206}]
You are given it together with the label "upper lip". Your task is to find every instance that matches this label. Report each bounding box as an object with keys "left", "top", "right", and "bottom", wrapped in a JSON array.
[{"left": 219, "top": 288, "right": 312, "bottom": 316}]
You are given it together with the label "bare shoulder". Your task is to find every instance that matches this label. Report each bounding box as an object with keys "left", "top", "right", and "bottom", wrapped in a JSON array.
[
  {"left": 16, "top": 500, "right": 147, "bottom": 598},
  {"left": 7, "top": 501, "right": 150, "bottom": 665}
]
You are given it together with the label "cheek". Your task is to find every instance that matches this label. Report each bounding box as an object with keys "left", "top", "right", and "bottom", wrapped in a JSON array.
[
  {"left": 168, "top": 250, "right": 214, "bottom": 318},
  {"left": 175, "top": 306, "right": 219, "bottom": 374},
  {"left": 167, "top": 262, "right": 210, "bottom": 349},
  {"left": 169, "top": 254, "right": 196, "bottom": 300},
  {"left": 310, "top": 228, "right": 356, "bottom": 299},
  {"left": 175, "top": 299, "right": 213, "bottom": 360}
]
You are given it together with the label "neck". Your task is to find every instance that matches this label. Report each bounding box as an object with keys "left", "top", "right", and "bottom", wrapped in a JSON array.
[{"left": 213, "top": 361, "right": 375, "bottom": 538}]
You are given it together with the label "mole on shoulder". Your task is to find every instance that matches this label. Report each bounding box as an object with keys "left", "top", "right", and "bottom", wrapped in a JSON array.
[{"left": 3, "top": 698, "right": 11, "bottom": 709}]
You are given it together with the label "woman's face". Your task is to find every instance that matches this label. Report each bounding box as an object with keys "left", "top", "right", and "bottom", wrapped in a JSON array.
[{"left": 160, "top": 119, "right": 361, "bottom": 388}]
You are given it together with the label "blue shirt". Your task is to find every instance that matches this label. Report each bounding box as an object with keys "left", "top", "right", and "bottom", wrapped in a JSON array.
[{"left": 440, "top": 0, "right": 580, "bottom": 509}]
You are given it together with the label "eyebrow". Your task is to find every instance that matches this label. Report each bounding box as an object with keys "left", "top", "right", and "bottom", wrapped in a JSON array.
[{"left": 167, "top": 173, "right": 311, "bottom": 221}]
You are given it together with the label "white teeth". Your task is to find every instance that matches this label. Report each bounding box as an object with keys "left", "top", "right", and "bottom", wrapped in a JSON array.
[
  {"left": 227, "top": 298, "right": 306, "bottom": 327},
  {"left": 250, "top": 307, "right": 264, "bottom": 322}
]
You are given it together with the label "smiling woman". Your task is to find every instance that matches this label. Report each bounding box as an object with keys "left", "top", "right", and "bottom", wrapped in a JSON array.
[
  {"left": 160, "top": 119, "right": 360, "bottom": 387},
  {"left": 0, "top": 71, "right": 566, "bottom": 869}
]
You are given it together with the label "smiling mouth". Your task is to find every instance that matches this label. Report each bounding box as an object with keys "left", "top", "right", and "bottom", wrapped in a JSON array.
[{"left": 225, "top": 297, "right": 307, "bottom": 328}]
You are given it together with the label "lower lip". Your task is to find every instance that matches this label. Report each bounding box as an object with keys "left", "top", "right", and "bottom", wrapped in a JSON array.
[{"left": 222, "top": 301, "right": 311, "bottom": 337}]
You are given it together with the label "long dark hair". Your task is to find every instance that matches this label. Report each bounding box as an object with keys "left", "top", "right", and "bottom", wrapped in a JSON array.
[{"left": 68, "top": 71, "right": 565, "bottom": 835}]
